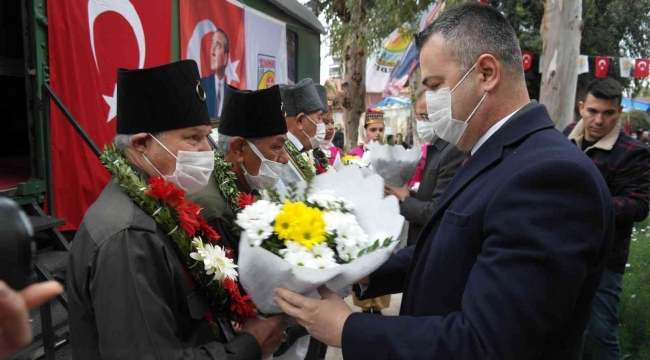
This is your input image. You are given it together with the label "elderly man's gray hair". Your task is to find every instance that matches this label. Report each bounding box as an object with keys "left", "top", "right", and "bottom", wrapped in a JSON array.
[
  {"left": 414, "top": 2, "right": 523, "bottom": 81},
  {"left": 113, "top": 132, "right": 165, "bottom": 152},
  {"left": 216, "top": 133, "right": 261, "bottom": 155}
]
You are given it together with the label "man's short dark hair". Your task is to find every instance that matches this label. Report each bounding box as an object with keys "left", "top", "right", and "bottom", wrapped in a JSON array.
[
  {"left": 216, "top": 28, "right": 229, "bottom": 55},
  {"left": 414, "top": 2, "right": 523, "bottom": 80},
  {"left": 585, "top": 77, "right": 623, "bottom": 105}
]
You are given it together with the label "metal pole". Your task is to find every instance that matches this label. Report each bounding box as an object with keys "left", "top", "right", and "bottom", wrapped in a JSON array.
[
  {"left": 37, "top": 270, "right": 56, "bottom": 360},
  {"left": 43, "top": 84, "right": 101, "bottom": 158},
  {"left": 42, "top": 89, "right": 55, "bottom": 217}
]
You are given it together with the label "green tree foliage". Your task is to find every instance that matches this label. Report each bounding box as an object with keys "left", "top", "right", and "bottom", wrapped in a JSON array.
[
  {"left": 322, "top": 0, "right": 430, "bottom": 57},
  {"left": 620, "top": 110, "right": 650, "bottom": 132},
  {"left": 446, "top": 0, "right": 650, "bottom": 98}
]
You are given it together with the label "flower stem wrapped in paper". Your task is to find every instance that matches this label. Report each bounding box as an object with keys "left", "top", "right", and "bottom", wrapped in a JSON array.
[
  {"left": 366, "top": 142, "right": 422, "bottom": 187},
  {"left": 235, "top": 166, "right": 404, "bottom": 314}
]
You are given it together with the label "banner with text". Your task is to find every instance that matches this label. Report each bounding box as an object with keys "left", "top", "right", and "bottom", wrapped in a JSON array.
[
  {"left": 245, "top": 8, "right": 288, "bottom": 90},
  {"left": 366, "top": 25, "right": 411, "bottom": 93}
]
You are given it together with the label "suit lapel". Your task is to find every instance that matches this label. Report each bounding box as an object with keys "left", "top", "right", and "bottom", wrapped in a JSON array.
[{"left": 427, "top": 139, "right": 503, "bottom": 226}]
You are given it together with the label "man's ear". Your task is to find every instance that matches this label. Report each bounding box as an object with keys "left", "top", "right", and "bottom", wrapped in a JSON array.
[
  {"left": 578, "top": 101, "right": 585, "bottom": 112},
  {"left": 131, "top": 133, "right": 149, "bottom": 153},
  {"left": 476, "top": 54, "right": 500, "bottom": 93},
  {"left": 230, "top": 136, "right": 246, "bottom": 163},
  {"left": 296, "top": 113, "right": 306, "bottom": 131}
]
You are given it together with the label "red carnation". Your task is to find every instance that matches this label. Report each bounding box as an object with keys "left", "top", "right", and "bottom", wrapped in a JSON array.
[
  {"left": 146, "top": 177, "right": 172, "bottom": 199},
  {"left": 146, "top": 177, "right": 186, "bottom": 208},
  {"left": 177, "top": 207, "right": 200, "bottom": 237},
  {"left": 223, "top": 278, "right": 256, "bottom": 325},
  {"left": 237, "top": 192, "right": 257, "bottom": 209},
  {"left": 316, "top": 164, "right": 326, "bottom": 174},
  {"left": 199, "top": 218, "right": 220, "bottom": 243}
]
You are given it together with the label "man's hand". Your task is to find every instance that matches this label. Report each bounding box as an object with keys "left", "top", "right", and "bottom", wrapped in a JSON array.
[
  {"left": 241, "top": 314, "right": 288, "bottom": 358},
  {"left": 0, "top": 280, "right": 63, "bottom": 358},
  {"left": 274, "top": 286, "right": 352, "bottom": 348},
  {"left": 384, "top": 184, "right": 410, "bottom": 201}
]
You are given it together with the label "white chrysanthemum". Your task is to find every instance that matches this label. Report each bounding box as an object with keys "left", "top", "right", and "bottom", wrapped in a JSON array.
[
  {"left": 337, "top": 222, "right": 369, "bottom": 248},
  {"left": 245, "top": 220, "right": 274, "bottom": 246},
  {"left": 190, "top": 238, "right": 238, "bottom": 282},
  {"left": 308, "top": 189, "right": 352, "bottom": 211},
  {"left": 336, "top": 243, "right": 361, "bottom": 262},
  {"left": 322, "top": 211, "right": 358, "bottom": 235},
  {"left": 283, "top": 250, "right": 316, "bottom": 267},
  {"left": 311, "top": 242, "right": 335, "bottom": 259},
  {"left": 236, "top": 200, "right": 282, "bottom": 230},
  {"left": 279, "top": 241, "right": 310, "bottom": 256},
  {"left": 304, "top": 256, "right": 339, "bottom": 269}
]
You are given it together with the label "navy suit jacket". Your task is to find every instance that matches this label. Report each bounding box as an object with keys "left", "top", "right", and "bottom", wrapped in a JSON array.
[
  {"left": 342, "top": 104, "right": 615, "bottom": 360},
  {"left": 201, "top": 74, "right": 225, "bottom": 118}
]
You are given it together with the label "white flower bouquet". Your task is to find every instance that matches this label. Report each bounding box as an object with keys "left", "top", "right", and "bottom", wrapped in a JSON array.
[
  {"left": 236, "top": 166, "right": 404, "bottom": 314},
  {"left": 366, "top": 142, "right": 422, "bottom": 187}
]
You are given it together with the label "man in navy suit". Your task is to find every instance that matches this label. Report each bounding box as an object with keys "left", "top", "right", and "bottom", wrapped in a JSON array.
[
  {"left": 273, "top": 3, "right": 615, "bottom": 359},
  {"left": 201, "top": 29, "right": 229, "bottom": 118}
]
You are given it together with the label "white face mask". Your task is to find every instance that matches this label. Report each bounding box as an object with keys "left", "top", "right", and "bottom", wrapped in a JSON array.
[
  {"left": 426, "top": 63, "right": 488, "bottom": 145},
  {"left": 416, "top": 120, "right": 437, "bottom": 143},
  {"left": 142, "top": 134, "right": 214, "bottom": 195},
  {"left": 302, "top": 115, "right": 326, "bottom": 149},
  {"left": 242, "top": 141, "right": 284, "bottom": 190}
]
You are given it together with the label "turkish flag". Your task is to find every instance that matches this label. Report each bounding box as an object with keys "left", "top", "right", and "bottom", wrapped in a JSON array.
[
  {"left": 521, "top": 51, "right": 534, "bottom": 71},
  {"left": 635, "top": 58, "right": 650, "bottom": 78},
  {"left": 48, "top": 0, "right": 171, "bottom": 230},
  {"left": 595, "top": 57, "right": 610, "bottom": 78}
]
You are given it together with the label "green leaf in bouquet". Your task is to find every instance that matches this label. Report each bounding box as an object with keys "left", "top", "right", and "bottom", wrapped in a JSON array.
[
  {"left": 287, "top": 182, "right": 300, "bottom": 202},
  {"left": 266, "top": 187, "right": 281, "bottom": 204},
  {"left": 259, "top": 234, "right": 286, "bottom": 257},
  {"left": 382, "top": 237, "right": 395, "bottom": 248}
]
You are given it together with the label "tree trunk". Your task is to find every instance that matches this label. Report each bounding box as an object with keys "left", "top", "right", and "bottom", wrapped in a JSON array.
[
  {"left": 409, "top": 68, "right": 423, "bottom": 149},
  {"left": 341, "top": 32, "right": 366, "bottom": 153},
  {"left": 539, "top": 0, "right": 583, "bottom": 130}
]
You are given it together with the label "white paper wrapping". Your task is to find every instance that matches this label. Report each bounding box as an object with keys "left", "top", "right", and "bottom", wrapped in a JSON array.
[
  {"left": 238, "top": 166, "right": 405, "bottom": 314},
  {"left": 366, "top": 142, "right": 422, "bottom": 187}
]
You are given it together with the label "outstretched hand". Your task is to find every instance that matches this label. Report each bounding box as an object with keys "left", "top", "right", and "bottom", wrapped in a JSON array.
[
  {"left": 0, "top": 280, "right": 63, "bottom": 358},
  {"left": 274, "top": 286, "right": 352, "bottom": 348}
]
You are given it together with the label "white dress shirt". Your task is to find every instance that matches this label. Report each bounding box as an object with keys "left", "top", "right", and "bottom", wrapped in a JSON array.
[
  {"left": 215, "top": 76, "right": 225, "bottom": 117},
  {"left": 287, "top": 131, "right": 304, "bottom": 151},
  {"left": 471, "top": 107, "right": 523, "bottom": 155}
]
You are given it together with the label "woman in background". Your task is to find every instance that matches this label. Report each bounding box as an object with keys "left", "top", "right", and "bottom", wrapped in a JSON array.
[
  {"left": 348, "top": 108, "right": 385, "bottom": 161},
  {"left": 319, "top": 102, "right": 343, "bottom": 165}
]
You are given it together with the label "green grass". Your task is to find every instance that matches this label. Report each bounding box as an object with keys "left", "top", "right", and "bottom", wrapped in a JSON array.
[{"left": 619, "top": 218, "right": 650, "bottom": 359}]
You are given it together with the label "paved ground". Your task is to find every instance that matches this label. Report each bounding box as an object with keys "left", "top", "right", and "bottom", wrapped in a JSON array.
[{"left": 325, "top": 293, "right": 402, "bottom": 360}]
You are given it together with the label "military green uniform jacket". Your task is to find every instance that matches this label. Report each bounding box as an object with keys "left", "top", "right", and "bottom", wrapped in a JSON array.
[{"left": 67, "top": 178, "right": 260, "bottom": 360}]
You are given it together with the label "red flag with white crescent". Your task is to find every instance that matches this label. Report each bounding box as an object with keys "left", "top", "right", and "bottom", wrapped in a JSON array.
[
  {"left": 521, "top": 51, "right": 533, "bottom": 71},
  {"left": 595, "top": 57, "right": 610, "bottom": 78},
  {"left": 635, "top": 58, "right": 650, "bottom": 78},
  {"left": 48, "top": 0, "right": 172, "bottom": 230}
]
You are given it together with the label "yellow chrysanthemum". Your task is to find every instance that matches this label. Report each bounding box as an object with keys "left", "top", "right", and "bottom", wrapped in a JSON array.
[
  {"left": 274, "top": 200, "right": 297, "bottom": 239},
  {"left": 342, "top": 155, "right": 361, "bottom": 165},
  {"left": 273, "top": 200, "right": 327, "bottom": 250}
]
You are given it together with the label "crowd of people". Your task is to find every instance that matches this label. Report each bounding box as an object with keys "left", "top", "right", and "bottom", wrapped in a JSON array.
[{"left": 1, "top": 2, "right": 649, "bottom": 360}]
